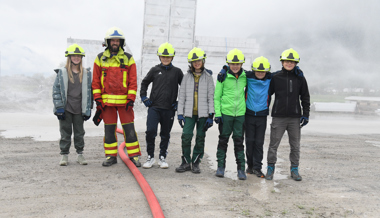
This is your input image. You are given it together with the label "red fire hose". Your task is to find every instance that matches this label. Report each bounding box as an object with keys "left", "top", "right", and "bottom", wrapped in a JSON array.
[{"left": 116, "top": 128, "right": 165, "bottom": 218}]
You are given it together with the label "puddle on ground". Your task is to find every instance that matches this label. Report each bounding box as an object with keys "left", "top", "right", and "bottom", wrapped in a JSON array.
[{"left": 365, "top": 140, "right": 380, "bottom": 148}]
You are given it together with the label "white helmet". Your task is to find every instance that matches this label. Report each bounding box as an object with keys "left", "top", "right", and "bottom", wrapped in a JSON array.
[{"left": 104, "top": 27, "right": 126, "bottom": 47}]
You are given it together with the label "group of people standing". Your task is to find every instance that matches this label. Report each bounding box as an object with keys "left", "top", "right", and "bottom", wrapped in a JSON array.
[{"left": 52, "top": 26, "right": 310, "bottom": 182}]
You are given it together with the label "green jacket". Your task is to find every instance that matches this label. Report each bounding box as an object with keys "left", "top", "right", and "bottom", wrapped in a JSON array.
[{"left": 214, "top": 70, "right": 247, "bottom": 117}]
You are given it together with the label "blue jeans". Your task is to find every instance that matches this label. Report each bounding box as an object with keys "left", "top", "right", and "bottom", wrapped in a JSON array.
[{"left": 145, "top": 107, "right": 175, "bottom": 158}]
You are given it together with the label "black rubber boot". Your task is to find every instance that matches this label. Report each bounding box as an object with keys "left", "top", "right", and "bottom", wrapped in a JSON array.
[
  {"left": 175, "top": 156, "right": 191, "bottom": 173},
  {"left": 102, "top": 156, "right": 117, "bottom": 167}
]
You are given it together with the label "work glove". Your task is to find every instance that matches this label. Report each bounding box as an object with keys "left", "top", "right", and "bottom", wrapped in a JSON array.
[
  {"left": 214, "top": 116, "right": 223, "bottom": 124},
  {"left": 141, "top": 96, "right": 152, "bottom": 107},
  {"left": 217, "top": 65, "right": 229, "bottom": 83},
  {"left": 205, "top": 69, "right": 213, "bottom": 75},
  {"left": 300, "top": 116, "right": 309, "bottom": 127},
  {"left": 95, "top": 99, "right": 106, "bottom": 111},
  {"left": 172, "top": 101, "right": 178, "bottom": 111},
  {"left": 93, "top": 110, "right": 103, "bottom": 126},
  {"left": 126, "top": 99, "right": 134, "bottom": 111},
  {"left": 56, "top": 108, "right": 65, "bottom": 120},
  {"left": 83, "top": 114, "right": 91, "bottom": 121},
  {"left": 178, "top": 115, "right": 185, "bottom": 128},
  {"left": 202, "top": 115, "right": 214, "bottom": 132},
  {"left": 294, "top": 66, "right": 304, "bottom": 78}
]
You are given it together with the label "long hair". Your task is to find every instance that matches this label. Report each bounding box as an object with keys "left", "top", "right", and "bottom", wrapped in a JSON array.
[
  {"left": 189, "top": 60, "right": 205, "bottom": 73},
  {"left": 65, "top": 56, "right": 83, "bottom": 83}
]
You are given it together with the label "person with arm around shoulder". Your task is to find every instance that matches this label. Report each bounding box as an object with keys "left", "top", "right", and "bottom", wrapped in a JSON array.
[
  {"left": 214, "top": 48, "right": 247, "bottom": 180},
  {"left": 176, "top": 47, "right": 215, "bottom": 174},
  {"left": 52, "top": 43, "right": 93, "bottom": 166},
  {"left": 265, "top": 48, "right": 310, "bottom": 181},
  {"left": 244, "top": 56, "right": 273, "bottom": 178},
  {"left": 140, "top": 42, "right": 184, "bottom": 169}
]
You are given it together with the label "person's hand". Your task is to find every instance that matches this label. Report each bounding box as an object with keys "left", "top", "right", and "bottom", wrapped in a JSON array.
[
  {"left": 178, "top": 115, "right": 185, "bottom": 128},
  {"left": 96, "top": 99, "right": 106, "bottom": 111},
  {"left": 300, "top": 116, "right": 309, "bottom": 127},
  {"left": 214, "top": 116, "right": 223, "bottom": 124},
  {"left": 294, "top": 66, "right": 304, "bottom": 77},
  {"left": 217, "top": 65, "right": 229, "bottom": 83},
  {"left": 126, "top": 99, "right": 134, "bottom": 111},
  {"left": 83, "top": 115, "right": 91, "bottom": 121},
  {"left": 172, "top": 101, "right": 178, "bottom": 111},
  {"left": 141, "top": 96, "right": 152, "bottom": 107},
  {"left": 56, "top": 108, "right": 65, "bottom": 120},
  {"left": 203, "top": 117, "right": 213, "bottom": 132}
]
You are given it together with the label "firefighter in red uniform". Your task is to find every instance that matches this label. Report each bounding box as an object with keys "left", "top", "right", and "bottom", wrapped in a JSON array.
[{"left": 92, "top": 27, "right": 141, "bottom": 167}]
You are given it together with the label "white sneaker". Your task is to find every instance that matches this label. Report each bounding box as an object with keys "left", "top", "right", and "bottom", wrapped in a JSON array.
[
  {"left": 143, "top": 155, "right": 155, "bottom": 168},
  {"left": 158, "top": 156, "right": 169, "bottom": 169},
  {"left": 60, "top": 155, "right": 68, "bottom": 166}
]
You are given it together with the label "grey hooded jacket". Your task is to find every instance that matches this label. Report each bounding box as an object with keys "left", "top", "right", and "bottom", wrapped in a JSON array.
[
  {"left": 178, "top": 68, "right": 215, "bottom": 118},
  {"left": 52, "top": 67, "right": 93, "bottom": 116}
]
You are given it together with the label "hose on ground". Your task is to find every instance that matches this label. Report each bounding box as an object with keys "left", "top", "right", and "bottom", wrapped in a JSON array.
[{"left": 116, "top": 128, "right": 165, "bottom": 218}]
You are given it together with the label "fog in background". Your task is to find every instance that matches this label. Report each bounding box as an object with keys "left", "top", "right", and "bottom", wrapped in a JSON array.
[{"left": 0, "top": 0, "right": 379, "bottom": 113}]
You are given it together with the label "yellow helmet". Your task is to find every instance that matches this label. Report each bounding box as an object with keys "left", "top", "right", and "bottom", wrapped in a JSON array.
[
  {"left": 65, "top": 43, "right": 85, "bottom": 57},
  {"left": 157, "top": 42, "right": 175, "bottom": 57},
  {"left": 104, "top": 27, "right": 126, "bottom": 47},
  {"left": 187, "top": 47, "right": 206, "bottom": 62},
  {"left": 252, "top": 56, "right": 271, "bottom": 72},
  {"left": 226, "top": 48, "right": 245, "bottom": 63},
  {"left": 280, "top": 48, "right": 300, "bottom": 63}
]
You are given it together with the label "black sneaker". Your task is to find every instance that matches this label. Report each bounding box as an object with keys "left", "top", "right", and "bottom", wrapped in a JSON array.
[
  {"left": 102, "top": 156, "right": 117, "bottom": 167},
  {"left": 252, "top": 169, "right": 265, "bottom": 178},
  {"left": 246, "top": 167, "right": 254, "bottom": 174},
  {"left": 265, "top": 164, "right": 275, "bottom": 180},
  {"left": 175, "top": 162, "right": 191, "bottom": 173},
  {"left": 130, "top": 156, "right": 141, "bottom": 167},
  {"left": 191, "top": 162, "right": 200, "bottom": 174}
]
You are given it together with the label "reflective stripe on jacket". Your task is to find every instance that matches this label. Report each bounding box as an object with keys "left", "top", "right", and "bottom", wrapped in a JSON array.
[{"left": 92, "top": 47, "right": 137, "bottom": 106}]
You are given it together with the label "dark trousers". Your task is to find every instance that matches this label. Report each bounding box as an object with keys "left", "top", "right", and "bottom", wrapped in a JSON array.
[
  {"left": 245, "top": 115, "right": 267, "bottom": 170},
  {"left": 59, "top": 111, "right": 85, "bottom": 155},
  {"left": 145, "top": 107, "right": 175, "bottom": 158},
  {"left": 216, "top": 114, "right": 245, "bottom": 171},
  {"left": 181, "top": 115, "right": 206, "bottom": 163}
]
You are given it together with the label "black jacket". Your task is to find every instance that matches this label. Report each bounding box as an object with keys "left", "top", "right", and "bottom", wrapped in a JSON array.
[
  {"left": 140, "top": 64, "right": 184, "bottom": 110},
  {"left": 269, "top": 67, "right": 310, "bottom": 118}
]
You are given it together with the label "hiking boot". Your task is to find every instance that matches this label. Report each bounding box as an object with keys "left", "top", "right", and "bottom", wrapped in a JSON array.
[
  {"left": 158, "top": 156, "right": 169, "bottom": 169},
  {"left": 252, "top": 169, "right": 265, "bottom": 178},
  {"left": 237, "top": 170, "right": 247, "bottom": 180},
  {"left": 290, "top": 166, "right": 303, "bottom": 181},
  {"left": 130, "top": 156, "right": 141, "bottom": 167},
  {"left": 102, "top": 156, "right": 117, "bottom": 167},
  {"left": 175, "top": 156, "right": 191, "bottom": 172},
  {"left": 246, "top": 167, "right": 254, "bottom": 174},
  {"left": 143, "top": 155, "right": 155, "bottom": 168},
  {"left": 191, "top": 162, "right": 201, "bottom": 174},
  {"left": 60, "top": 155, "right": 68, "bottom": 166},
  {"left": 215, "top": 167, "right": 225, "bottom": 177},
  {"left": 77, "top": 154, "right": 88, "bottom": 165},
  {"left": 265, "top": 164, "right": 275, "bottom": 180}
]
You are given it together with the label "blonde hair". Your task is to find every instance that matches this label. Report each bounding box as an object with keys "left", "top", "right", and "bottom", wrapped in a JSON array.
[{"left": 65, "top": 56, "right": 83, "bottom": 83}]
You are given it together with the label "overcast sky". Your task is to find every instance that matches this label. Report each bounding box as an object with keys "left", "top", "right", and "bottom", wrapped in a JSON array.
[{"left": 1, "top": 0, "right": 379, "bottom": 82}]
